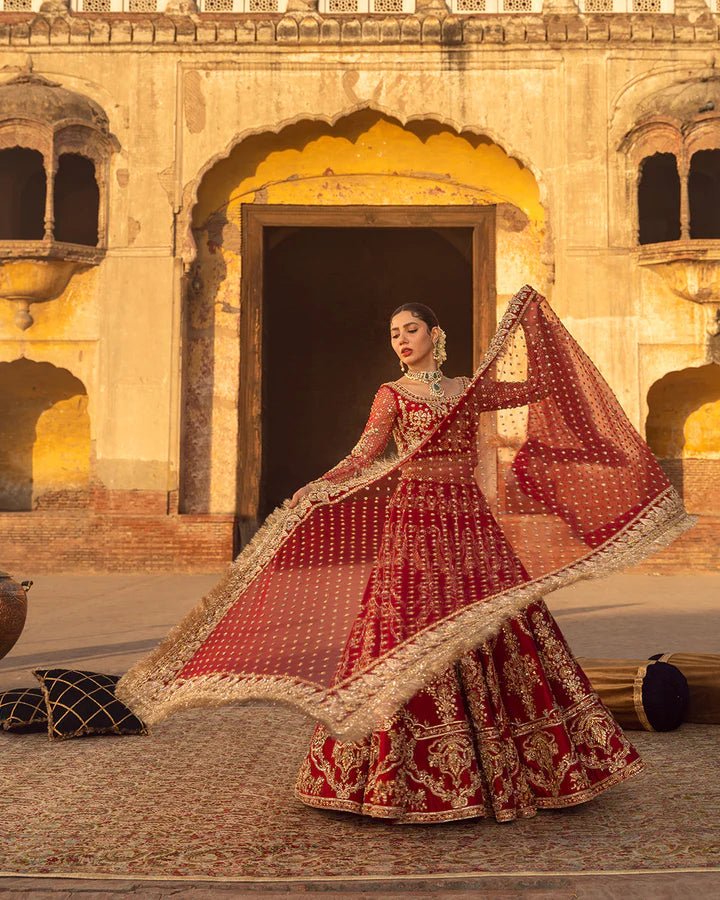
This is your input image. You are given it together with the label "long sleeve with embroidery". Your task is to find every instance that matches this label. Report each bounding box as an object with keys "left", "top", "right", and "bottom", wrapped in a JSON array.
[
  {"left": 474, "top": 318, "right": 552, "bottom": 412},
  {"left": 475, "top": 375, "right": 549, "bottom": 412},
  {"left": 317, "top": 385, "right": 398, "bottom": 485}
]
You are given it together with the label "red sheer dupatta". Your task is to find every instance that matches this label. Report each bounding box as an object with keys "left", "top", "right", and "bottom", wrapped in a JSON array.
[{"left": 117, "top": 285, "right": 694, "bottom": 740}]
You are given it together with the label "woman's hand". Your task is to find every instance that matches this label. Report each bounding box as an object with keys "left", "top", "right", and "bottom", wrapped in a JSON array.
[{"left": 288, "top": 485, "right": 312, "bottom": 508}]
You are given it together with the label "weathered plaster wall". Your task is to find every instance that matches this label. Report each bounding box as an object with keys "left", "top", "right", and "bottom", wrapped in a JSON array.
[{"left": 0, "top": 26, "right": 717, "bottom": 565}]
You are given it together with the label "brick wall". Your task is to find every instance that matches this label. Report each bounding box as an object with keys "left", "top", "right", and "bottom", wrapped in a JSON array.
[
  {"left": 631, "top": 515, "right": 720, "bottom": 575},
  {"left": 0, "top": 488, "right": 717, "bottom": 575},
  {"left": 0, "top": 489, "right": 234, "bottom": 575},
  {"left": 659, "top": 460, "right": 720, "bottom": 517}
]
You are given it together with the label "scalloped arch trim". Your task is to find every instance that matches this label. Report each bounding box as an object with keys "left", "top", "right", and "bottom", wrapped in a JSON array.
[{"left": 187, "top": 106, "right": 545, "bottom": 259}]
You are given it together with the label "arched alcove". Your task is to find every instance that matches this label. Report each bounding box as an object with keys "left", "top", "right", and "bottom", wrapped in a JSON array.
[
  {"left": 647, "top": 364, "right": 720, "bottom": 458},
  {"left": 646, "top": 364, "right": 720, "bottom": 513},
  {"left": 0, "top": 359, "right": 91, "bottom": 511},
  {"left": 53, "top": 153, "right": 100, "bottom": 247},
  {"left": 180, "top": 109, "right": 544, "bottom": 519},
  {"left": 0, "top": 147, "right": 46, "bottom": 241}
]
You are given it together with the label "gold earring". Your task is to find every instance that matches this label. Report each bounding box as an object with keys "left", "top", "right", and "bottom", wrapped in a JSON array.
[{"left": 433, "top": 329, "right": 447, "bottom": 366}]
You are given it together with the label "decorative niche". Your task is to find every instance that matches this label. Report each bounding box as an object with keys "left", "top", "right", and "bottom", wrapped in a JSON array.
[
  {"left": 619, "top": 78, "right": 720, "bottom": 352},
  {"left": 0, "top": 71, "right": 119, "bottom": 330}
]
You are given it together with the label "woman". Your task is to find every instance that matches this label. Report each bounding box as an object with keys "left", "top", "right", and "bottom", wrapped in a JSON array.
[
  {"left": 290, "top": 301, "right": 642, "bottom": 823},
  {"left": 117, "top": 285, "right": 693, "bottom": 824}
]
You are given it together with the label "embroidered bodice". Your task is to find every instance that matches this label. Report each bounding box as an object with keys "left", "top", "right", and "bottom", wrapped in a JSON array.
[
  {"left": 387, "top": 379, "right": 472, "bottom": 455},
  {"left": 320, "top": 377, "right": 475, "bottom": 485},
  {"left": 319, "top": 370, "right": 550, "bottom": 488}
]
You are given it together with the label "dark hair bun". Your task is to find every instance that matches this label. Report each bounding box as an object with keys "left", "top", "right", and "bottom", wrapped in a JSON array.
[{"left": 390, "top": 303, "right": 439, "bottom": 331}]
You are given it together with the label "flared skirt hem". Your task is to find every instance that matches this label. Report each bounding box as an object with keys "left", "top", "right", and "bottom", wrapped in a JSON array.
[{"left": 294, "top": 755, "right": 646, "bottom": 824}]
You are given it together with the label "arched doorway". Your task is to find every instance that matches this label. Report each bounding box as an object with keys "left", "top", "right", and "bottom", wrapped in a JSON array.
[
  {"left": 254, "top": 210, "right": 485, "bottom": 520},
  {"left": 180, "top": 109, "right": 545, "bottom": 538}
]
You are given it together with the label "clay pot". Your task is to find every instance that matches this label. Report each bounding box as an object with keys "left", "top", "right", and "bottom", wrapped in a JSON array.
[{"left": 0, "top": 570, "right": 31, "bottom": 660}]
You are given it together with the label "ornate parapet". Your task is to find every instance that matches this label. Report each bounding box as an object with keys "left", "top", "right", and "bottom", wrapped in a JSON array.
[
  {"left": 0, "top": 3, "right": 717, "bottom": 45},
  {"left": 0, "top": 0, "right": 714, "bottom": 12}
]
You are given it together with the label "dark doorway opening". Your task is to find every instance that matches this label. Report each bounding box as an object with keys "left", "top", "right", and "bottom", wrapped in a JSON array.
[
  {"left": 260, "top": 226, "right": 474, "bottom": 518},
  {"left": 638, "top": 152, "right": 681, "bottom": 245},
  {"left": 0, "top": 147, "right": 46, "bottom": 241},
  {"left": 238, "top": 204, "right": 496, "bottom": 538}
]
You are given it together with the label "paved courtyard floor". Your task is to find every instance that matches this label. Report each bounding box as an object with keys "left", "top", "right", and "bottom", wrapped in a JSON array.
[
  {"left": 1, "top": 571, "right": 718, "bottom": 898},
  {"left": 2, "top": 571, "right": 718, "bottom": 693}
]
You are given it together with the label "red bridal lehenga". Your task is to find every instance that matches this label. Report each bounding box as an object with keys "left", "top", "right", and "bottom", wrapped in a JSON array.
[{"left": 117, "top": 284, "right": 695, "bottom": 825}]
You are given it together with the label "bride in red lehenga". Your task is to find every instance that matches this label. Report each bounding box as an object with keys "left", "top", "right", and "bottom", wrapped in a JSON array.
[
  {"left": 117, "top": 285, "right": 693, "bottom": 826},
  {"left": 289, "top": 301, "right": 643, "bottom": 824}
]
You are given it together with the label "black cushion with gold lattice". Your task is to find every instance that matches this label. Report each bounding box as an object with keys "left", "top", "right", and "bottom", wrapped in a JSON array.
[
  {"left": 32, "top": 669, "right": 148, "bottom": 740},
  {"left": 0, "top": 686, "right": 48, "bottom": 733}
]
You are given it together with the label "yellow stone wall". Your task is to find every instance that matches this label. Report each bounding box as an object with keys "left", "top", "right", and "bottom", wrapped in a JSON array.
[{"left": 0, "top": 42, "right": 716, "bottom": 519}]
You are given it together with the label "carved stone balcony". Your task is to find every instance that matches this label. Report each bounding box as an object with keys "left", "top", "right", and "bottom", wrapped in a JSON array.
[
  {"left": 637, "top": 239, "right": 720, "bottom": 342},
  {"left": 0, "top": 241, "right": 103, "bottom": 329},
  {"left": 0, "top": 69, "right": 117, "bottom": 329}
]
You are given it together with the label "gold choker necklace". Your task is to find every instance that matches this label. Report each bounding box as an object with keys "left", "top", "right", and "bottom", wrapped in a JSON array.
[{"left": 404, "top": 368, "right": 445, "bottom": 398}]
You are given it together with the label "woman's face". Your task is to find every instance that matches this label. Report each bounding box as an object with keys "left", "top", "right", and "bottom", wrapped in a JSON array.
[{"left": 390, "top": 312, "right": 438, "bottom": 370}]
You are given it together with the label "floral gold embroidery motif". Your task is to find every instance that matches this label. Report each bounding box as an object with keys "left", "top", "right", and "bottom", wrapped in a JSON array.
[{"left": 500, "top": 625, "right": 541, "bottom": 721}]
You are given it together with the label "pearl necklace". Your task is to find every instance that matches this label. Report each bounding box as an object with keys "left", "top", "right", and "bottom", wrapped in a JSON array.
[{"left": 404, "top": 368, "right": 445, "bottom": 398}]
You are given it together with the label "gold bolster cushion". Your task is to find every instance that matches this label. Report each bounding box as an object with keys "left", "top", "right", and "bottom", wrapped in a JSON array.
[{"left": 576, "top": 658, "right": 689, "bottom": 732}]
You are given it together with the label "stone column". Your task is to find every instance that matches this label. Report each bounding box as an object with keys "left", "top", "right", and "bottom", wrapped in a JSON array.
[
  {"left": 285, "top": 0, "right": 319, "bottom": 10},
  {"left": 164, "top": 0, "right": 200, "bottom": 12},
  {"left": 415, "top": 0, "right": 451, "bottom": 12},
  {"left": 679, "top": 147, "right": 691, "bottom": 241},
  {"left": 674, "top": 0, "right": 716, "bottom": 23},
  {"left": 96, "top": 157, "right": 108, "bottom": 249},
  {"left": 39, "top": 0, "right": 71, "bottom": 12},
  {"left": 43, "top": 156, "right": 56, "bottom": 242}
]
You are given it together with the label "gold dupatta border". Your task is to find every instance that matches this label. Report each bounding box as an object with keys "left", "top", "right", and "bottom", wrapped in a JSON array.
[{"left": 116, "top": 285, "right": 696, "bottom": 739}]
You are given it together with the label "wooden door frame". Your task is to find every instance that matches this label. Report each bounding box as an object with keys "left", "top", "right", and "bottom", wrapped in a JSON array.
[{"left": 238, "top": 203, "right": 497, "bottom": 524}]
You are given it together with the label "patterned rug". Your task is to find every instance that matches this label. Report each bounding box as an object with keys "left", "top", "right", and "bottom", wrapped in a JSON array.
[{"left": 1, "top": 706, "right": 718, "bottom": 881}]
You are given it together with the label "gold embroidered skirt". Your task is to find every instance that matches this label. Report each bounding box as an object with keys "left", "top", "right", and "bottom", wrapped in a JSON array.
[{"left": 296, "top": 597, "right": 645, "bottom": 824}]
